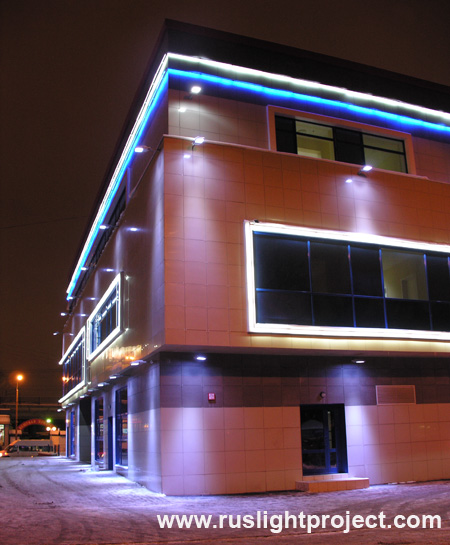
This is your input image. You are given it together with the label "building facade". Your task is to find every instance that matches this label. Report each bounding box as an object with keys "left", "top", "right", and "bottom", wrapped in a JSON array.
[{"left": 60, "top": 22, "right": 450, "bottom": 495}]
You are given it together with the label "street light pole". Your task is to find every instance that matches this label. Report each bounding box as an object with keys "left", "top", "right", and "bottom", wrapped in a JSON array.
[{"left": 15, "top": 374, "right": 23, "bottom": 440}]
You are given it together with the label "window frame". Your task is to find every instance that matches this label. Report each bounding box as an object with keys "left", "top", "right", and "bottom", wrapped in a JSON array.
[
  {"left": 245, "top": 220, "right": 450, "bottom": 340},
  {"left": 58, "top": 327, "right": 86, "bottom": 403},
  {"left": 115, "top": 387, "right": 128, "bottom": 467},
  {"left": 268, "top": 106, "right": 416, "bottom": 175},
  {"left": 87, "top": 273, "right": 123, "bottom": 361}
]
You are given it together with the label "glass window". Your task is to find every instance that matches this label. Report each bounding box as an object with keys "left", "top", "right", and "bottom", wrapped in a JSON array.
[
  {"left": 385, "top": 299, "right": 431, "bottom": 330},
  {"left": 88, "top": 275, "right": 121, "bottom": 360},
  {"left": 295, "top": 120, "right": 334, "bottom": 159},
  {"left": 275, "top": 116, "right": 408, "bottom": 173},
  {"left": 334, "top": 127, "right": 365, "bottom": 165},
  {"left": 427, "top": 255, "right": 450, "bottom": 301},
  {"left": 382, "top": 250, "right": 428, "bottom": 300},
  {"left": 251, "top": 227, "right": 450, "bottom": 333},
  {"left": 310, "top": 242, "right": 351, "bottom": 294},
  {"left": 115, "top": 388, "right": 128, "bottom": 467},
  {"left": 350, "top": 246, "right": 383, "bottom": 296},
  {"left": 254, "top": 234, "right": 309, "bottom": 291},
  {"left": 62, "top": 332, "right": 85, "bottom": 398},
  {"left": 95, "top": 398, "right": 104, "bottom": 466},
  {"left": 275, "top": 115, "right": 297, "bottom": 154},
  {"left": 256, "top": 291, "right": 312, "bottom": 325},
  {"left": 354, "top": 297, "right": 386, "bottom": 328},
  {"left": 431, "top": 302, "right": 450, "bottom": 331},
  {"left": 312, "top": 294, "right": 354, "bottom": 327}
]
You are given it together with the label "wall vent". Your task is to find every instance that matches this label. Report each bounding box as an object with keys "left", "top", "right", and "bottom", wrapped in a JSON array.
[{"left": 376, "top": 385, "right": 416, "bottom": 405}]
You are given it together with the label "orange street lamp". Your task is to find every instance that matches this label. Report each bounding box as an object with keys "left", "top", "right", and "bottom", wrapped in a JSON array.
[{"left": 15, "top": 374, "right": 24, "bottom": 440}]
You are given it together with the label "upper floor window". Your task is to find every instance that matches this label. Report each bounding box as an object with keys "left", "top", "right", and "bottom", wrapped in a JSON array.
[
  {"left": 275, "top": 116, "right": 408, "bottom": 173},
  {"left": 87, "top": 273, "right": 122, "bottom": 360},
  {"left": 60, "top": 329, "right": 85, "bottom": 400},
  {"left": 245, "top": 222, "right": 450, "bottom": 340}
]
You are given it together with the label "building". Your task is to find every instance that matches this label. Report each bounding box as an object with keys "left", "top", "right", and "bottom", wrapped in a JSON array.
[{"left": 59, "top": 21, "right": 450, "bottom": 495}]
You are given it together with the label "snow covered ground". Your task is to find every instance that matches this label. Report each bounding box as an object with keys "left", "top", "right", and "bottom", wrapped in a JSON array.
[{"left": 1, "top": 456, "right": 449, "bottom": 545}]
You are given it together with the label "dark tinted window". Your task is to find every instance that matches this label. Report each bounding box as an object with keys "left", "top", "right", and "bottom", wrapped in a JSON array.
[
  {"left": 310, "top": 242, "right": 351, "bottom": 294},
  {"left": 275, "top": 116, "right": 297, "bottom": 154},
  {"left": 427, "top": 255, "right": 450, "bottom": 301},
  {"left": 354, "top": 297, "right": 386, "bottom": 328},
  {"left": 254, "top": 234, "right": 309, "bottom": 291},
  {"left": 351, "top": 246, "right": 383, "bottom": 296},
  {"left": 313, "top": 294, "right": 354, "bottom": 326},
  {"left": 385, "top": 300, "right": 431, "bottom": 330},
  {"left": 334, "top": 127, "right": 365, "bottom": 165},
  {"left": 256, "top": 291, "right": 312, "bottom": 325},
  {"left": 431, "top": 302, "right": 450, "bottom": 331}
]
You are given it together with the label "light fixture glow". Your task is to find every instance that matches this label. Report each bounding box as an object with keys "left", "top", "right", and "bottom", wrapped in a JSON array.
[
  {"left": 178, "top": 106, "right": 187, "bottom": 112},
  {"left": 190, "top": 85, "right": 202, "bottom": 94},
  {"left": 99, "top": 224, "right": 109, "bottom": 230},
  {"left": 192, "top": 136, "right": 205, "bottom": 146},
  {"left": 196, "top": 355, "right": 207, "bottom": 361},
  {"left": 358, "top": 165, "right": 373, "bottom": 177},
  {"left": 134, "top": 145, "right": 154, "bottom": 153},
  {"left": 345, "top": 178, "right": 353, "bottom": 184}
]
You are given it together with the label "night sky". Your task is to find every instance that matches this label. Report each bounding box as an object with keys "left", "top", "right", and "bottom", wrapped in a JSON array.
[{"left": 1, "top": 0, "right": 449, "bottom": 403}]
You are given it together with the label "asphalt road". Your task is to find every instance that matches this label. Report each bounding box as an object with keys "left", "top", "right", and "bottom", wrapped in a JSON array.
[{"left": 1, "top": 457, "right": 449, "bottom": 544}]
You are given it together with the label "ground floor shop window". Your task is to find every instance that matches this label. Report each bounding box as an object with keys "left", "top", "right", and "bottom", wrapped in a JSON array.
[
  {"left": 69, "top": 409, "right": 76, "bottom": 457},
  {"left": 95, "top": 398, "right": 104, "bottom": 467},
  {"left": 115, "top": 388, "right": 128, "bottom": 466},
  {"left": 301, "top": 404, "right": 348, "bottom": 475}
]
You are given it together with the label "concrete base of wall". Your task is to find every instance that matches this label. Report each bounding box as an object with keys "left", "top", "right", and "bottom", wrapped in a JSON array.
[{"left": 296, "top": 477, "right": 370, "bottom": 493}]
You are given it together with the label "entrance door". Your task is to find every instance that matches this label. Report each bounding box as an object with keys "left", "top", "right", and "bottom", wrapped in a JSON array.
[{"left": 300, "top": 404, "right": 348, "bottom": 475}]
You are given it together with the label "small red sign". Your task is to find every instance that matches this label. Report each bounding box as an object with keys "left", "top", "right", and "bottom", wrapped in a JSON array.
[{"left": 208, "top": 393, "right": 216, "bottom": 402}]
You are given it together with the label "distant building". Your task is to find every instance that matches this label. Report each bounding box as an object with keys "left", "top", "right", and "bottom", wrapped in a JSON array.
[{"left": 60, "top": 21, "right": 450, "bottom": 494}]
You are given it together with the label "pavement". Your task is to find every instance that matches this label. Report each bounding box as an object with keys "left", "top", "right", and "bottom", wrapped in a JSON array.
[{"left": 1, "top": 456, "right": 449, "bottom": 545}]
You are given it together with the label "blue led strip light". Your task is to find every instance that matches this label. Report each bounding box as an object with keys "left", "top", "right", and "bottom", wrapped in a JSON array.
[
  {"left": 67, "top": 62, "right": 450, "bottom": 300},
  {"left": 169, "top": 68, "right": 450, "bottom": 134},
  {"left": 66, "top": 71, "right": 169, "bottom": 299}
]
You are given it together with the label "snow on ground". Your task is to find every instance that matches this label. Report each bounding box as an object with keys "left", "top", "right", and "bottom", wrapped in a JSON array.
[{"left": 1, "top": 457, "right": 449, "bottom": 545}]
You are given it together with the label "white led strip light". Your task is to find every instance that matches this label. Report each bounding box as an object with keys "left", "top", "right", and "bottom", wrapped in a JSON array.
[
  {"left": 245, "top": 221, "right": 450, "bottom": 341},
  {"left": 66, "top": 55, "right": 169, "bottom": 299},
  {"left": 58, "top": 327, "right": 86, "bottom": 403},
  {"left": 169, "top": 53, "right": 450, "bottom": 123},
  {"left": 87, "top": 273, "right": 122, "bottom": 361}
]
